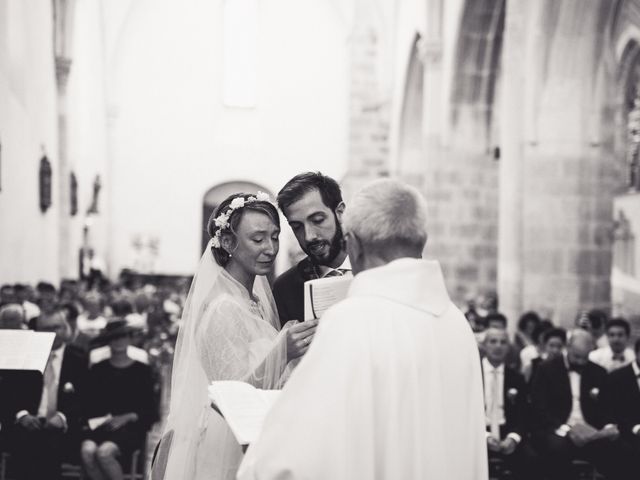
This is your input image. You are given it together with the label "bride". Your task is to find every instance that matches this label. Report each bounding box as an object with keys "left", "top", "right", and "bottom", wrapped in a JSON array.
[{"left": 151, "top": 192, "right": 317, "bottom": 480}]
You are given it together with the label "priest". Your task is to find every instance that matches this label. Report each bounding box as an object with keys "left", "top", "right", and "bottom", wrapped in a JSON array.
[{"left": 238, "top": 179, "right": 487, "bottom": 480}]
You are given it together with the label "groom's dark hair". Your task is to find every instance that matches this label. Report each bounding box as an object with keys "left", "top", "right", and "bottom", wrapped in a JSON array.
[{"left": 277, "top": 172, "right": 343, "bottom": 214}]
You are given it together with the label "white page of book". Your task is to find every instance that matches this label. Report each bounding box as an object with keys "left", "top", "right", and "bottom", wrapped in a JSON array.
[
  {"left": 0, "top": 330, "right": 55, "bottom": 372},
  {"left": 208, "top": 381, "right": 280, "bottom": 445},
  {"left": 303, "top": 275, "right": 352, "bottom": 320}
]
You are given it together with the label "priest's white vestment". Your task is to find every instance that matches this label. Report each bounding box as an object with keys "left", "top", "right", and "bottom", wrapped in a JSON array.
[{"left": 238, "top": 258, "right": 488, "bottom": 480}]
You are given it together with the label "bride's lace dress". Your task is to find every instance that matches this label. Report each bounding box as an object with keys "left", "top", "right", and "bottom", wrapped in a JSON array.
[{"left": 151, "top": 245, "right": 289, "bottom": 480}]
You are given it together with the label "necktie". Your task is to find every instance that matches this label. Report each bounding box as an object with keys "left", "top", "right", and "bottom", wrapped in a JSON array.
[
  {"left": 324, "top": 269, "right": 349, "bottom": 278},
  {"left": 612, "top": 353, "right": 625, "bottom": 362},
  {"left": 44, "top": 352, "right": 58, "bottom": 419},
  {"left": 489, "top": 369, "right": 501, "bottom": 440}
]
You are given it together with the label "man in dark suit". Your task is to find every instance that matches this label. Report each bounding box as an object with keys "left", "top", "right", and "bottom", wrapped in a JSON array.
[
  {"left": 481, "top": 328, "right": 540, "bottom": 480},
  {"left": 273, "top": 172, "right": 350, "bottom": 327},
  {"left": 8, "top": 309, "right": 88, "bottom": 480},
  {"left": 606, "top": 338, "right": 640, "bottom": 459},
  {"left": 530, "top": 329, "right": 631, "bottom": 480}
]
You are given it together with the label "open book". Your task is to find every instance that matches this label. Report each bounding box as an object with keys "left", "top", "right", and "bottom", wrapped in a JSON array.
[
  {"left": 208, "top": 381, "right": 280, "bottom": 445},
  {"left": 0, "top": 330, "right": 55, "bottom": 373},
  {"left": 303, "top": 275, "right": 352, "bottom": 320}
]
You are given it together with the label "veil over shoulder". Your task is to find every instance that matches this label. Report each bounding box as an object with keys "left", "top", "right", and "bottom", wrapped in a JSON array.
[{"left": 151, "top": 240, "right": 289, "bottom": 480}]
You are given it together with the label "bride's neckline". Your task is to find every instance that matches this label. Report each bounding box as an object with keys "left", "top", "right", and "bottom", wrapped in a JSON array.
[{"left": 220, "top": 267, "right": 260, "bottom": 303}]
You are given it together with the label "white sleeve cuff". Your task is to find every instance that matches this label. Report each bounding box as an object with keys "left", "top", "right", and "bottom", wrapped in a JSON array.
[
  {"left": 15, "top": 410, "right": 29, "bottom": 422},
  {"left": 632, "top": 425, "right": 640, "bottom": 436},
  {"left": 507, "top": 433, "right": 522, "bottom": 444},
  {"left": 555, "top": 424, "right": 571, "bottom": 437}
]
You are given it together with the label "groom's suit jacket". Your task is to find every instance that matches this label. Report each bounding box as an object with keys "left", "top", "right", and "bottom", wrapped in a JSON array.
[{"left": 273, "top": 257, "right": 321, "bottom": 328}]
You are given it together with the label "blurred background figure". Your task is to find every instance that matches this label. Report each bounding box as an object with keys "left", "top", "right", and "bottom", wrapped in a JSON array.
[
  {"left": 589, "top": 318, "right": 636, "bottom": 372},
  {"left": 77, "top": 292, "right": 107, "bottom": 339},
  {"left": 81, "top": 319, "right": 155, "bottom": 480}
]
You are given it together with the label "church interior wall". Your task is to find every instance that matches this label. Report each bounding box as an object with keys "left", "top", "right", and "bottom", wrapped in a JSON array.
[
  {"left": 103, "top": 0, "right": 350, "bottom": 276},
  {"left": 0, "top": 0, "right": 61, "bottom": 284}
]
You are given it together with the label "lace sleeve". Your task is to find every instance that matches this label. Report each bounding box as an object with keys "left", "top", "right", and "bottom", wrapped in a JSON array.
[{"left": 196, "top": 295, "right": 288, "bottom": 389}]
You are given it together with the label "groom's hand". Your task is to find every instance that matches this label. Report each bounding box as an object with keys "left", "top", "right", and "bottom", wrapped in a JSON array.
[{"left": 286, "top": 320, "right": 318, "bottom": 360}]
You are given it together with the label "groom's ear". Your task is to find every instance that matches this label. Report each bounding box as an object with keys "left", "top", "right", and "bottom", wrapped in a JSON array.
[{"left": 334, "top": 201, "right": 346, "bottom": 223}]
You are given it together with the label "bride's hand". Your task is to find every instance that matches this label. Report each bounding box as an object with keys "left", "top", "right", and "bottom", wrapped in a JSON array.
[{"left": 286, "top": 320, "right": 318, "bottom": 361}]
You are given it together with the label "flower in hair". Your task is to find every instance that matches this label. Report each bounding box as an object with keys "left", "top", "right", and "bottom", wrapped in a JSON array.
[
  {"left": 211, "top": 192, "right": 273, "bottom": 249},
  {"left": 230, "top": 197, "right": 246, "bottom": 209}
]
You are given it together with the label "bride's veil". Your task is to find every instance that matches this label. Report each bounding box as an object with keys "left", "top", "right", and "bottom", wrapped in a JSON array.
[{"left": 150, "top": 239, "right": 282, "bottom": 479}]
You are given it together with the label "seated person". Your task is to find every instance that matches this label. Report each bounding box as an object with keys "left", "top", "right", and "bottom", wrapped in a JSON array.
[
  {"left": 524, "top": 327, "right": 566, "bottom": 383},
  {"left": 530, "top": 329, "right": 631, "bottom": 480},
  {"left": 482, "top": 328, "right": 540, "bottom": 480},
  {"left": 61, "top": 302, "right": 92, "bottom": 353},
  {"left": 589, "top": 318, "right": 635, "bottom": 372},
  {"left": 520, "top": 320, "right": 553, "bottom": 377},
  {"left": 484, "top": 312, "right": 520, "bottom": 370},
  {"left": 11, "top": 310, "right": 88, "bottom": 480},
  {"left": 81, "top": 319, "right": 155, "bottom": 480},
  {"left": 77, "top": 292, "right": 107, "bottom": 338},
  {"left": 606, "top": 338, "right": 640, "bottom": 459},
  {"left": 514, "top": 311, "right": 542, "bottom": 352}
]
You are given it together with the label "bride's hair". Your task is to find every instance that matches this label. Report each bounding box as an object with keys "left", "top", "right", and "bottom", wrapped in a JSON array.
[{"left": 207, "top": 193, "right": 280, "bottom": 266}]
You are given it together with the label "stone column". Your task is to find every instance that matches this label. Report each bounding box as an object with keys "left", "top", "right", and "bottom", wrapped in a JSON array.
[
  {"left": 497, "top": 0, "right": 527, "bottom": 327},
  {"left": 56, "top": 55, "right": 73, "bottom": 279}
]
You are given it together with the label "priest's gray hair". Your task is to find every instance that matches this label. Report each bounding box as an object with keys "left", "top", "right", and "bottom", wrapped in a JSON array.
[{"left": 343, "top": 178, "right": 428, "bottom": 253}]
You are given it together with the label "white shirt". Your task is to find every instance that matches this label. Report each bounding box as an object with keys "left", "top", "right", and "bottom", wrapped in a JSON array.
[
  {"left": 37, "top": 345, "right": 65, "bottom": 418},
  {"left": 589, "top": 346, "right": 635, "bottom": 372},
  {"left": 520, "top": 345, "right": 540, "bottom": 373},
  {"left": 239, "top": 259, "right": 488, "bottom": 480},
  {"left": 632, "top": 363, "right": 640, "bottom": 436},
  {"left": 318, "top": 256, "right": 352, "bottom": 278},
  {"left": 482, "top": 358, "right": 505, "bottom": 427},
  {"left": 560, "top": 353, "right": 586, "bottom": 428}
]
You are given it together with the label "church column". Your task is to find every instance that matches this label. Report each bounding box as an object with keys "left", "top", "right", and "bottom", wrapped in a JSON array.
[
  {"left": 54, "top": 0, "right": 77, "bottom": 279},
  {"left": 497, "top": 0, "right": 527, "bottom": 326}
]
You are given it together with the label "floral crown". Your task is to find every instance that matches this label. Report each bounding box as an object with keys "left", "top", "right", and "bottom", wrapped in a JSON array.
[{"left": 211, "top": 191, "right": 271, "bottom": 249}]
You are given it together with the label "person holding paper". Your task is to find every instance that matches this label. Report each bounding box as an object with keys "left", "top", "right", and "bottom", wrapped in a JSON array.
[
  {"left": 10, "top": 309, "right": 88, "bottom": 480},
  {"left": 151, "top": 192, "right": 315, "bottom": 480},
  {"left": 273, "top": 172, "right": 351, "bottom": 327},
  {"left": 239, "top": 179, "right": 488, "bottom": 480}
]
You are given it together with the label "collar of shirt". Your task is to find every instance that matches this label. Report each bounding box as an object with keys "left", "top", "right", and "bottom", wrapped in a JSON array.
[
  {"left": 49, "top": 344, "right": 66, "bottom": 376},
  {"left": 633, "top": 361, "right": 640, "bottom": 378},
  {"left": 318, "top": 256, "right": 352, "bottom": 278},
  {"left": 482, "top": 357, "right": 504, "bottom": 375}
]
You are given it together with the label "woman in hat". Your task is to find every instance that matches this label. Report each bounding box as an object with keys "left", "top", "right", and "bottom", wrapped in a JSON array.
[{"left": 80, "top": 318, "right": 155, "bottom": 480}]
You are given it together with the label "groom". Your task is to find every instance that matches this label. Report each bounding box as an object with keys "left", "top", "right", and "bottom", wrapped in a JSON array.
[{"left": 273, "top": 172, "right": 350, "bottom": 327}]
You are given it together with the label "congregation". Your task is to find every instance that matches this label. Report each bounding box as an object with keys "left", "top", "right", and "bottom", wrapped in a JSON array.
[
  {"left": 1, "top": 274, "right": 640, "bottom": 479},
  {"left": 0, "top": 275, "right": 185, "bottom": 480},
  {"left": 465, "top": 302, "right": 640, "bottom": 480}
]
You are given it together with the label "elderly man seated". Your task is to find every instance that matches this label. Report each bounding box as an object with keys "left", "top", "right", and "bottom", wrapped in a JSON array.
[
  {"left": 482, "top": 328, "right": 540, "bottom": 479},
  {"left": 10, "top": 310, "right": 88, "bottom": 480},
  {"left": 530, "top": 329, "right": 632, "bottom": 480}
]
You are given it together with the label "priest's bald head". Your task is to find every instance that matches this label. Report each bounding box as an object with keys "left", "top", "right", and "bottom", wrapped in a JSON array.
[{"left": 342, "top": 179, "right": 428, "bottom": 275}]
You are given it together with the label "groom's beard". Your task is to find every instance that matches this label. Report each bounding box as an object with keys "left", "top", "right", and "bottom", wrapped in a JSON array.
[{"left": 304, "top": 218, "right": 344, "bottom": 267}]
